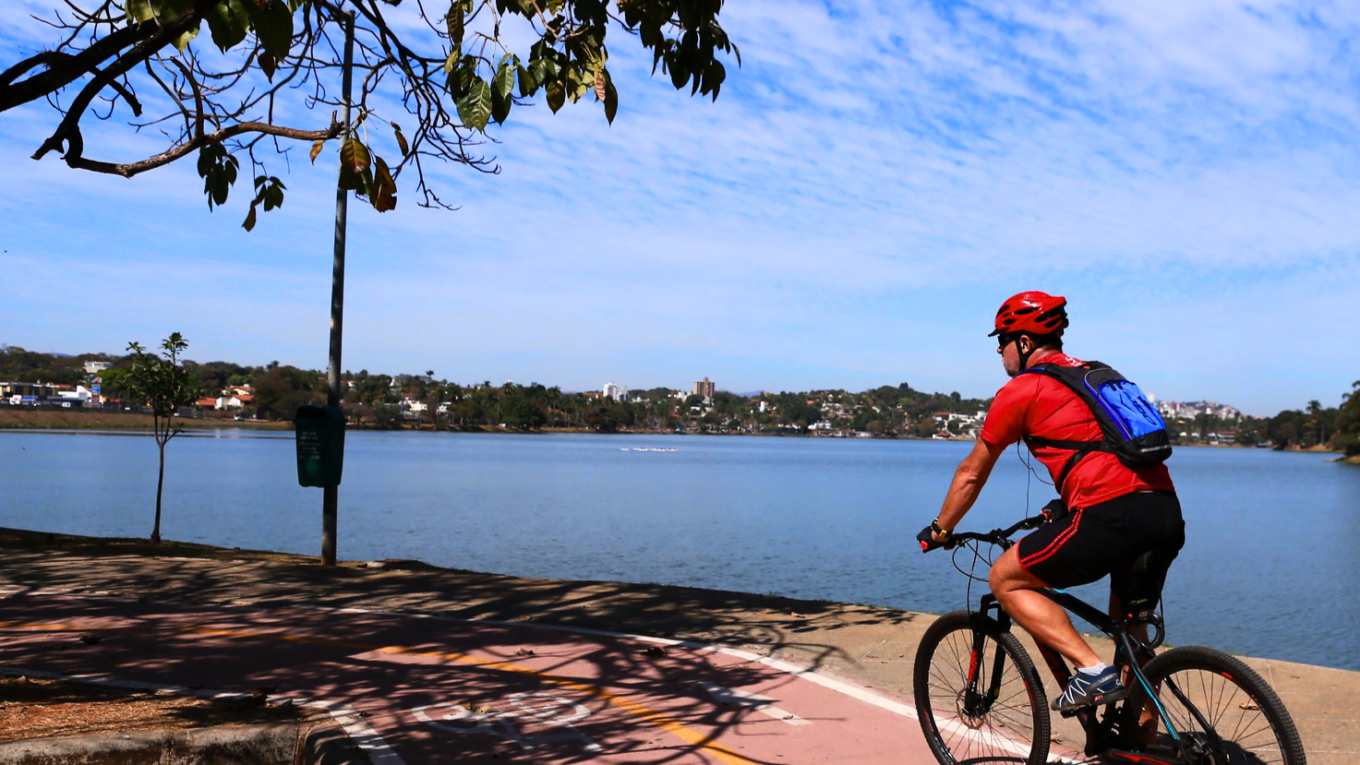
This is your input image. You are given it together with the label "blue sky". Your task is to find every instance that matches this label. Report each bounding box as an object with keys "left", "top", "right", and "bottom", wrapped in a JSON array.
[{"left": 3, "top": 0, "right": 1358, "bottom": 415}]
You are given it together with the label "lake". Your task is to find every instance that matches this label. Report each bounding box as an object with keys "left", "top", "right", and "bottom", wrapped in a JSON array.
[{"left": 2, "top": 430, "right": 1357, "bottom": 671}]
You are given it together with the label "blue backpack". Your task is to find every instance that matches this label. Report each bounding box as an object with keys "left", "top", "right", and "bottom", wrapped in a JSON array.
[{"left": 1019, "top": 361, "right": 1172, "bottom": 490}]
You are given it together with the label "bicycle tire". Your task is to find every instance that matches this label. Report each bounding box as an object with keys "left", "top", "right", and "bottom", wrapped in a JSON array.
[
  {"left": 1119, "top": 645, "right": 1306, "bottom": 765},
  {"left": 913, "top": 610, "right": 1051, "bottom": 765}
]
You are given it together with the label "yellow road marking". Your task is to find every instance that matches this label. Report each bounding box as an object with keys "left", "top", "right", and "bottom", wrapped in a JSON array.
[{"left": 0, "top": 618, "right": 757, "bottom": 765}]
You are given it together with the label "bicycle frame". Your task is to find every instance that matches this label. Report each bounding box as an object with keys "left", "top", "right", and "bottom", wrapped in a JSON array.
[{"left": 967, "top": 589, "right": 1214, "bottom": 761}]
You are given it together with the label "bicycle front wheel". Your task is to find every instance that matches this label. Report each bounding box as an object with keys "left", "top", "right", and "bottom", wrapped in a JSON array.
[
  {"left": 1121, "top": 645, "right": 1306, "bottom": 765},
  {"left": 913, "top": 610, "right": 1051, "bottom": 765}
]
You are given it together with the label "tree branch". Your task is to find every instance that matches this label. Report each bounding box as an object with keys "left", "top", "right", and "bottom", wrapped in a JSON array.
[
  {"left": 31, "top": 2, "right": 217, "bottom": 162},
  {"left": 0, "top": 21, "right": 154, "bottom": 112},
  {"left": 64, "top": 119, "right": 343, "bottom": 178}
]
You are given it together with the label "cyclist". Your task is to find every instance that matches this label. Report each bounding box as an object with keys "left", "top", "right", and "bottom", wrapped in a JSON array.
[{"left": 918, "top": 291, "right": 1185, "bottom": 712}]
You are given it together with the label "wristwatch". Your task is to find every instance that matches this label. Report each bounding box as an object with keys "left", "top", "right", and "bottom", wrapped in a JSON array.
[{"left": 931, "top": 518, "right": 952, "bottom": 540}]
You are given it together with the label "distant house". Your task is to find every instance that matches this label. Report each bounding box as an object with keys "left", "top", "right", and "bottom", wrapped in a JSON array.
[
  {"left": 216, "top": 393, "right": 253, "bottom": 409},
  {"left": 197, "top": 397, "right": 220, "bottom": 410}
]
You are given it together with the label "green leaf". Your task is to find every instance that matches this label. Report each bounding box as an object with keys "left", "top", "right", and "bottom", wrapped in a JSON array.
[
  {"left": 360, "top": 166, "right": 376, "bottom": 199},
  {"left": 546, "top": 79, "right": 565, "bottom": 113},
  {"left": 603, "top": 78, "right": 618, "bottom": 124},
  {"left": 668, "top": 56, "right": 688, "bottom": 90},
  {"left": 196, "top": 145, "right": 215, "bottom": 177},
  {"left": 706, "top": 60, "right": 725, "bottom": 100},
  {"left": 242, "top": 204, "right": 258, "bottom": 231},
  {"left": 150, "top": 0, "right": 194, "bottom": 24},
  {"left": 210, "top": 174, "right": 229, "bottom": 207},
  {"left": 516, "top": 64, "right": 538, "bottom": 98},
  {"left": 205, "top": 0, "right": 251, "bottom": 52},
  {"left": 446, "top": 54, "right": 478, "bottom": 98},
  {"left": 127, "top": 0, "right": 155, "bottom": 24},
  {"left": 338, "top": 166, "right": 364, "bottom": 191},
  {"left": 223, "top": 154, "right": 239, "bottom": 185},
  {"left": 566, "top": 64, "right": 590, "bottom": 102},
  {"left": 456, "top": 78, "right": 492, "bottom": 131},
  {"left": 246, "top": 0, "right": 294, "bottom": 60},
  {"left": 491, "top": 57, "right": 515, "bottom": 125},
  {"left": 172, "top": 23, "right": 200, "bottom": 54},
  {"left": 340, "top": 138, "right": 371, "bottom": 175}
]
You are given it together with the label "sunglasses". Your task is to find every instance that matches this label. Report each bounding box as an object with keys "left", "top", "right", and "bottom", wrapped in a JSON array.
[{"left": 996, "top": 333, "right": 1018, "bottom": 350}]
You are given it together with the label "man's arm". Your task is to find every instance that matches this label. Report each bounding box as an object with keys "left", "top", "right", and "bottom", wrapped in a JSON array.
[{"left": 934, "top": 437, "right": 1007, "bottom": 538}]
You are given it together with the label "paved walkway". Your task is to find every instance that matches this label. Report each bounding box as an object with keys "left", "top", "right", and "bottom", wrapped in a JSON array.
[{"left": 1, "top": 541, "right": 1356, "bottom": 763}]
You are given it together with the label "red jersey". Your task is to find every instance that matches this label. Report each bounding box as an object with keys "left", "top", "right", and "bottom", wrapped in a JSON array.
[{"left": 980, "top": 353, "right": 1174, "bottom": 509}]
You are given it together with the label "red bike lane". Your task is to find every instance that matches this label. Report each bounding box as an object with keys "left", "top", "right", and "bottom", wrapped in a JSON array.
[{"left": 0, "top": 590, "right": 952, "bottom": 764}]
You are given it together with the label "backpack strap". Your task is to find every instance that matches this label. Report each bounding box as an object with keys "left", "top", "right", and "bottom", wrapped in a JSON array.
[
  {"left": 1023, "top": 435, "right": 1111, "bottom": 492},
  {"left": 1017, "top": 361, "right": 1114, "bottom": 492}
]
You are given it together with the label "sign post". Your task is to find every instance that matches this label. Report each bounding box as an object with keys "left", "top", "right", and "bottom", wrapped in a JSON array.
[{"left": 319, "top": 6, "right": 355, "bottom": 566}]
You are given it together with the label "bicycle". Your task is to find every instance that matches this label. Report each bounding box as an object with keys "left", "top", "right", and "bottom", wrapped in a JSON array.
[{"left": 913, "top": 515, "right": 1305, "bottom": 765}]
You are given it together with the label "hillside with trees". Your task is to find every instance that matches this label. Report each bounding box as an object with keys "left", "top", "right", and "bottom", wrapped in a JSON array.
[{"left": 4, "top": 345, "right": 1357, "bottom": 452}]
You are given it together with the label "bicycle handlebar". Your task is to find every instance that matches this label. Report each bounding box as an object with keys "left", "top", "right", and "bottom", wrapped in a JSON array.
[{"left": 944, "top": 515, "right": 1046, "bottom": 547}]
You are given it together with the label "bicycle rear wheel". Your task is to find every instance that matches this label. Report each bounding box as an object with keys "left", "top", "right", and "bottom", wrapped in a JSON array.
[
  {"left": 913, "top": 610, "right": 1050, "bottom": 765},
  {"left": 1120, "top": 645, "right": 1306, "bottom": 765}
]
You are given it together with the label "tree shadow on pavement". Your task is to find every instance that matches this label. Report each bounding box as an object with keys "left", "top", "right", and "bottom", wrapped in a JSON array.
[{"left": 1, "top": 530, "right": 927, "bottom": 763}]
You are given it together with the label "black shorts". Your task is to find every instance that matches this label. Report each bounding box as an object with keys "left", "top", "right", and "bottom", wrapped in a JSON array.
[{"left": 1016, "top": 491, "right": 1185, "bottom": 604}]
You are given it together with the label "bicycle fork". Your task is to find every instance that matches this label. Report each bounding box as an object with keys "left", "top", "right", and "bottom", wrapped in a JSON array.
[{"left": 961, "top": 604, "right": 1009, "bottom": 719}]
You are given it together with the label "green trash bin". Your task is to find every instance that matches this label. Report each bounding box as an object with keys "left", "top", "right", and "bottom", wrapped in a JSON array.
[{"left": 295, "top": 405, "right": 345, "bottom": 487}]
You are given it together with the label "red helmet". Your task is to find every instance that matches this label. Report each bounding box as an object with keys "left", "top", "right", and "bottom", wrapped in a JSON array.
[{"left": 989, "top": 291, "right": 1069, "bottom": 337}]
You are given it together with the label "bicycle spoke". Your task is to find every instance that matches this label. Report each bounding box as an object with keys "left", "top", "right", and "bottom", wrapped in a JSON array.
[
  {"left": 1151, "top": 666, "right": 1291, "bottom": 765},
  {"left": 915, "top": 614, "right": 1047, "bottom": 765}
]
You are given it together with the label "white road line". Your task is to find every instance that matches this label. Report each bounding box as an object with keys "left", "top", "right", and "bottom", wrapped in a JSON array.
[{"left": 700, "top": 682, "right": 811, "bottom": 725}]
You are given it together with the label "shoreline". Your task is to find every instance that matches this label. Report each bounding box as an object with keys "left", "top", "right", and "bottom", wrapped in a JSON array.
[{"left": 0, "top": 415, "right": 1349, "bottom": 457}]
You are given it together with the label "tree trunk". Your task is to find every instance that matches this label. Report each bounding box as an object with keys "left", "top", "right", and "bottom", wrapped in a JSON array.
[{"left": 152, "top": 435, "right": 166, "bottom": 544}]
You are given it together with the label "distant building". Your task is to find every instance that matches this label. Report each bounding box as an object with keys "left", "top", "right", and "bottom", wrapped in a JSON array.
[
  {"left": 83, "top": 361, "right": 112, "bottom": 375},
  {"left": 1155, "top": 399, "right": 1242, "bottom": 421},
  {"left": 602, "top": 382, "right": 629, "bottom": 402},
  {"left": 692, "top": 377, "right": 715, "bottom": 399}
]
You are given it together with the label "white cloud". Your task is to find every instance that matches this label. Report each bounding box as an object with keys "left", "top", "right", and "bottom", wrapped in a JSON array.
[{"left": 3, "top": 0, "right": 1358, "bottom": 412}]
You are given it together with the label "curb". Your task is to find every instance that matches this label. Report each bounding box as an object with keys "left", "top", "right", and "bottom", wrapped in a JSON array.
[{"left": 0, "top": 720, "right": 369, "bottom": 765}]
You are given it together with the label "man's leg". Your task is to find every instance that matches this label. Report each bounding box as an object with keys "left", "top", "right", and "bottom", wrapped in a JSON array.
[{"left": 989, "top": 545, "right": 1101, "bottom": 668}]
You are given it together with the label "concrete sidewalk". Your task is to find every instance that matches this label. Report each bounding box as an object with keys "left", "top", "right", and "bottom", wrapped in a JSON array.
[{"left": 1, "top": 534, "right": 1355, "bottom": 764}]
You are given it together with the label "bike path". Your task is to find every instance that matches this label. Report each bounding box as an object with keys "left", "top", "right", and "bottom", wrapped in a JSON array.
[{"left": 0, "top": 591, "right": 946, "bottom": 764}]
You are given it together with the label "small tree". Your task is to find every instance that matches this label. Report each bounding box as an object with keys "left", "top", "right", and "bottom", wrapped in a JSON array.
[{"left": 121, "top": 333, "right": 200, "bottom": 543}]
